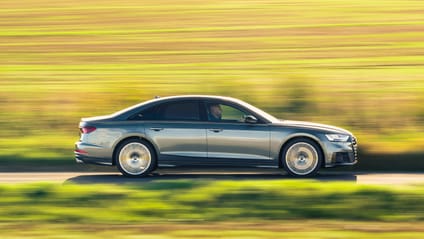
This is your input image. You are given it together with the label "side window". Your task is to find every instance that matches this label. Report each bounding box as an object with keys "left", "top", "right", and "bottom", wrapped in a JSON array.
[
  {"left": 128, "top": 105, "right": 159, "bottom": 120},
  {"left": 158, "top": 101, "right": 200, "bottom": 121},
  {"left": 206, "top": 103, "right": 248, "bottom": 123}
]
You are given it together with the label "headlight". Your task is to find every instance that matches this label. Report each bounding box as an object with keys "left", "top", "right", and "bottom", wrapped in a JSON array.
[{"left": 325, "top": 134, "right": 350, "bottom": 142}]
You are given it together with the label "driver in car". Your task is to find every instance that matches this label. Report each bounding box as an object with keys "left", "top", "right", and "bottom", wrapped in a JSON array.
[{"left": 208, "top": 104, "right": 222, "bottom": 121}]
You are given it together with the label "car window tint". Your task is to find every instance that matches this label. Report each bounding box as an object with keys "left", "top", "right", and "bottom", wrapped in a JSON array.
[
  {"left": 159, "top": 101, "right": 200, "bottom": 121},
  {"left": 128, "top": 105, "right": 159, "bottom": 120},
  {"left": 207, "top": 103, "right": 247, "bottom": 123},
  {"left": 140, "top": 106, "right": 159, "bottom": 120}
]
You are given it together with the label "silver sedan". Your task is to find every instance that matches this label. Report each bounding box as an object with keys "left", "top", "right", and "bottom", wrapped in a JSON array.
[{"left": 75, "top": 95, "right": 358, "bottom": 177}]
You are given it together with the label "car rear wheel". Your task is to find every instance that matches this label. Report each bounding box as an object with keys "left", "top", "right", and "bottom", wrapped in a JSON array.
[
  {"left": 282, "top": 138, "right": 322, "bottom": 177},
  {"left": 116, "top": 139, "right": 156, "bottom": 177}
]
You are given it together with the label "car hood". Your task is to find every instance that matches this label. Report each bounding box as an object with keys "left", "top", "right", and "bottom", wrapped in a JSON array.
[{"left": 275, "top": 120, "right": 352, "bottom": 135}]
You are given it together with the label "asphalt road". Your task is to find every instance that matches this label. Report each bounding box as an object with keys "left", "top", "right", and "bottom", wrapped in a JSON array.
[{"left": 0, "top": 170, "right": 424, "bottom": 185}]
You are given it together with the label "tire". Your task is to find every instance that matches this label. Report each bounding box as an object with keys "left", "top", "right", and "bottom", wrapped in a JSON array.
[
  {"left": 281, "top": 138, "right": 323, "bottom": 177},
  {"left": 115, "top": 139, "right": 157, "bottom": 177}
]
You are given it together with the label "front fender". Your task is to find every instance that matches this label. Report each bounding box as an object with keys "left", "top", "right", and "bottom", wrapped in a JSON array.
[{"left": 270, "top": 131, "right": 329, "bottom": 165}]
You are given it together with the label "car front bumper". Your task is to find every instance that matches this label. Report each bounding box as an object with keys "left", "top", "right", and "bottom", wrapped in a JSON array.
[{"left": 323, "top": 137, "right": 358, "bottom": 167}]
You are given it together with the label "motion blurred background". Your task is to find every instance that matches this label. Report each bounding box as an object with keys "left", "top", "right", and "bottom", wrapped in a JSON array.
[
  {"left": 1, "top": 2, "right": 424, "bottom": 238},
  {"left": 1, "top": 0, "right": 423, "bottom": 169}
]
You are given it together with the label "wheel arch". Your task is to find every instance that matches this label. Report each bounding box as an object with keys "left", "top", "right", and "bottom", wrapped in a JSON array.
[
  {"left": 112, "top": 135, "right": 159, "bottom": 166},
  {"left": 278, "top": 134, "right": 326, "bottom": 168}
]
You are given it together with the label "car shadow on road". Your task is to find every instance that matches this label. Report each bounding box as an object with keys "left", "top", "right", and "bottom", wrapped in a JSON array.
[{"left": 64, "top": 170, "right": 357, "bottom": 185}]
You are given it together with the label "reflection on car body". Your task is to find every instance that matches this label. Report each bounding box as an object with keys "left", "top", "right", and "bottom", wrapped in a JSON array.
[{"left": 75, "top": 95, "right": 358, "bottom": 177}]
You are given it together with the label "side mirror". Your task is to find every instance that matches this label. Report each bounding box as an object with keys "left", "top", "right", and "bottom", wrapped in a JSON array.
[{"left": 244, "top": 115, "right": 258, "bottom": 124}]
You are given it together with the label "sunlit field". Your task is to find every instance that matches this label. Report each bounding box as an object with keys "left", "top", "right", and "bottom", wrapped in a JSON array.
[
  {"left": 2, "top": 222, "right": 424, "bottom": 239},
  {"left": 1, "top": 0, "right": 424, "bottom": 164},
  {"left": 2, "top": 180, "right": 424, "bottom": 222},
  {"left": 1, "top": 1, "right": 424, "bottom": 238},
  {"left": 0, "top": 220, "right": 424, "bottom": 239},
  {"left": 0, "top": 180, "right": 423, "bottom": 238}
]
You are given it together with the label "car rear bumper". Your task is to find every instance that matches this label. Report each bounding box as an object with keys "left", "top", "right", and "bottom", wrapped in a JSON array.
[
  {"left": 75, "top": 141, "right": 113, "bottom": 166},
  {"left": 75, "top": 153, "right": 113, "bottom": 166}
]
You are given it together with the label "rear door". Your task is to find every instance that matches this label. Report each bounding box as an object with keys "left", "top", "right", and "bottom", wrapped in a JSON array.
[{"left": 143, "top": 100, "right": 207, "bottom": 161}]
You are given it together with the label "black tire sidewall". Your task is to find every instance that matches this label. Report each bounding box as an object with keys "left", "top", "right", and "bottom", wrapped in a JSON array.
[
  {"left": 281, "top": 138, "right": 323, "bottom": 177},
  {"left": 115, "top": 139, "right": 157, "bottom": 177}
]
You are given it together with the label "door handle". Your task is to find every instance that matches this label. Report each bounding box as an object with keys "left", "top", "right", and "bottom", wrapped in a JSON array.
[
  {"left": 209, "top": 128, "right": 223, "bottom": 133},
  {"left": 149, "top": 127, "right": 164, "bottom": 131}
]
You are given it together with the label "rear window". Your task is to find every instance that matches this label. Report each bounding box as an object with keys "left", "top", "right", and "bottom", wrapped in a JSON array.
[
  {"left": 129, "top": 101, "right": 200, "bottom": 121},
  {"left": 159, "top": 101, "right": 200, "bottom": 121}
]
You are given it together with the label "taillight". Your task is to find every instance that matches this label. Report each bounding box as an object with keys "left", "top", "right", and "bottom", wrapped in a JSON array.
[
  {"left": 74, "top": 149, "right": 88, "bottom": 154},
  {"left": 80, "top": 126, "right": 96, "bottom": 134}
]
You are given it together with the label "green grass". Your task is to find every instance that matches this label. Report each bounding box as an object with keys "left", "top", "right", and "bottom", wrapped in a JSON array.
[
  {"left": 1, "top": 180, "right": 424, "bottom": 238},
  {"left": 1, "top": 222, "right": 424, "bottom": 239},
  {"left": 0, "top": 180, "right": 423, "bottom": 223},
  {"left": 0, "top": 180, "right": 424, "bottom": 239},
  {"left": 1, "top": 0, "right": 424, "bottom": 163}
]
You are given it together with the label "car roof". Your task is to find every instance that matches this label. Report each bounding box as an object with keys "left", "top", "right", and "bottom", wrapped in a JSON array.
[
  {"left": 151, "top": 95, "right": 239, "bottom": 102},
  {"left": 113, "top": 95, "right": 235, "bottom": 117}
]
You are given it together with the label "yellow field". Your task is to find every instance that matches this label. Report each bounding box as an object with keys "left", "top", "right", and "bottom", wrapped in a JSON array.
[{"left": 1, "top": 0, "right": 424, "bottom": 161}]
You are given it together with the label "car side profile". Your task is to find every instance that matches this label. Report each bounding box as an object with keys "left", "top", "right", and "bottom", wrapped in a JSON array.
[{"left": 75, "top": 95, "right": 358, "bottom": 177}]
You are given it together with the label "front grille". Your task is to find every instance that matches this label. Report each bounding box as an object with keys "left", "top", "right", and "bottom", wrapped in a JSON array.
[{"left": 351, "top": 136, "right": 358, "bottom": 161}]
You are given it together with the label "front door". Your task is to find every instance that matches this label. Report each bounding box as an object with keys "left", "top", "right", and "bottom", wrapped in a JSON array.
[{"left": 205, "top": 102, "right": 271, "bottom": 165}]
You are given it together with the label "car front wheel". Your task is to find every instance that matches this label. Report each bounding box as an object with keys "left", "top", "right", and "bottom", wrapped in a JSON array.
[
  {"left": 115, "top": 139, "right": 156, "bottom": 177},
  {"left": 282, "top": 138, "right": 322, "bottom": 177}
]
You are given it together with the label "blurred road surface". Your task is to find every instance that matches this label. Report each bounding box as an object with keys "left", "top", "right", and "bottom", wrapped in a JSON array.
[{"left": 0, "top": 170, "right": 423, "bottom": 185}]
